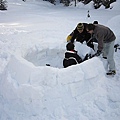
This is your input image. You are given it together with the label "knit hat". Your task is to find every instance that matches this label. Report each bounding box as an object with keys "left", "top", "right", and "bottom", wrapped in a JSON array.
[
  {"left": 77, "top": 23, "right": 84, "bottom": 30},
  {"left": 93, "top": 21, "right": 98, "bottom": 24}
]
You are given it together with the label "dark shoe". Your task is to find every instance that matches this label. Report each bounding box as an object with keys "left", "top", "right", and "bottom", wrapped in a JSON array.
[
  {"left": 106, "top": 70, "right": 116, "bottom": 75},
  {"left": 103, "top": 57, "right": 107, "bottom": 59}
]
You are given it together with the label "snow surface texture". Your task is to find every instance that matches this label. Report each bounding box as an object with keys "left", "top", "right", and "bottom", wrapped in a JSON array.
[{"left": 0, "top": 0, "right": 120, "bottom": 120}]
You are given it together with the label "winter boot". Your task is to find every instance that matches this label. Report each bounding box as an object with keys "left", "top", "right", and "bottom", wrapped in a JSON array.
[{"left": 106, "top": 70, "right": 116, "bottom": 75}]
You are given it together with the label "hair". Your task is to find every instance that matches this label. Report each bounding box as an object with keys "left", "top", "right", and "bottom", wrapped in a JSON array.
[
  {"left": 66, "top": 42, "right": 75, "bottom": 51},
  {"left": 93, "top": 21, "right": 98, "bottom": 24},
  {"left": 86, "top": 24, "right": 95, "bottom": 31}
]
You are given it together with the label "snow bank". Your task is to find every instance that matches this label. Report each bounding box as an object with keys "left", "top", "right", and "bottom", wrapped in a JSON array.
[{"left": 0, "top": 55, "right": 110, "bottom": 120}]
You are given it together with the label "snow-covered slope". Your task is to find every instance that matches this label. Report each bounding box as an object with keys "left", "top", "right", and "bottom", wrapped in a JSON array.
[{"left": 0, "top": 0, "right": 120, "bottom": 120}]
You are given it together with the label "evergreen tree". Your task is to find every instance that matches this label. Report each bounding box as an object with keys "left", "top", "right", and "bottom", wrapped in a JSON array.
[
  {"left": 102, "top": 0, "right": 110, "bottom": 9},
  {"left": 82, "top": 0, "right": 92, "bottom": 4},
  {"left": 43, "top": 0, "right": 56, "bottom": 5},
  {"left": 93, "top": 0, "right": 102, "bottom": 9}
]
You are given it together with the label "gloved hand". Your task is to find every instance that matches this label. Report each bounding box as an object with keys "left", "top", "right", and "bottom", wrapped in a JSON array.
[
  {"left": 94, "top": 50, "right": 102, "bottom": 56},
  {"left": 67, "top": 35, "right": 72, "bottom": 42}
]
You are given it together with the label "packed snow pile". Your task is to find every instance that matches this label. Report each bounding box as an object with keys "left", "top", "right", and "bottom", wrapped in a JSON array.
[{"left": 0, "top": 55, "right": 110, "bottom": 120}]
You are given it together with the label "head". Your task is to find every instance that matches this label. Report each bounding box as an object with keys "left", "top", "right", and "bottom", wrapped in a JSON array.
[
  {"left": 93, "top": 21, "right": 98, "bottom": 24},
  {"left": 86, "top": 24, "right": 95, "bottom": 34},
  {"left": 66, "top": 42, "right": 75, "bottom": 51},
  {"left": 77, "top": 23, "right": 84, "bottom": 33}
]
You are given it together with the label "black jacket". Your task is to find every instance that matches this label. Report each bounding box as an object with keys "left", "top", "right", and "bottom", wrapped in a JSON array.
[
  {"left": 63, "top": 50, "right": 82, "bottom": 68},
  {"left": 71, "top": 23, "right": 91, "bottom": 43}
]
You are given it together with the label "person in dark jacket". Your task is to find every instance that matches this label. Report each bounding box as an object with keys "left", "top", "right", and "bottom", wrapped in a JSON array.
[
  {"left": 63, "top": 42, "right": 89, "bottom": 68},
  {"left": 67, "top": 23, "right": 94, "bottom": 50},
  {"left": 63, "top": 42, "right": 82, "bottom": 68},
  {"left": 86, "top": 23, "right": 116, "bottom": 75}
]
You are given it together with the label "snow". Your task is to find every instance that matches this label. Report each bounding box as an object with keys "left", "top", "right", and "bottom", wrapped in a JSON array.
[{"left": 0, "top": 0, "right": 120, "bottom": 120}]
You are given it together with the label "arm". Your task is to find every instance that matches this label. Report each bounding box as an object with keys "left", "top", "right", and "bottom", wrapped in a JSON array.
[
  {"left": 97, "top": 33, "right": 104, "bottom": 51},
  {"left": 74, "top": 53, "right": 83, "bottom": 63},
  {"left": 71, "top": 28, "right": 79, "bottom": 43}
]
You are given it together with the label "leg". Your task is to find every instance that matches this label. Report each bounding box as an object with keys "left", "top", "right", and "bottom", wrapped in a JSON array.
[
  {"left": 103, "top": 43, "right": 108, "bottom": 58},
  {"left": 106, "top": 41, "right": 116, "bottom": 71}
]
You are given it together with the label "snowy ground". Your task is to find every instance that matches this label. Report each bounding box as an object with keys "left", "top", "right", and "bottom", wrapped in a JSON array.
[{"left": 0, "top": 0, "right": 120, "bottom": 120}]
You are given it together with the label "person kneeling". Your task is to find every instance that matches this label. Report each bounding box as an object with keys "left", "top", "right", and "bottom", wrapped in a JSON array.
[{"left": 63, "top": 42, "right": 83, "bottom": 68}]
